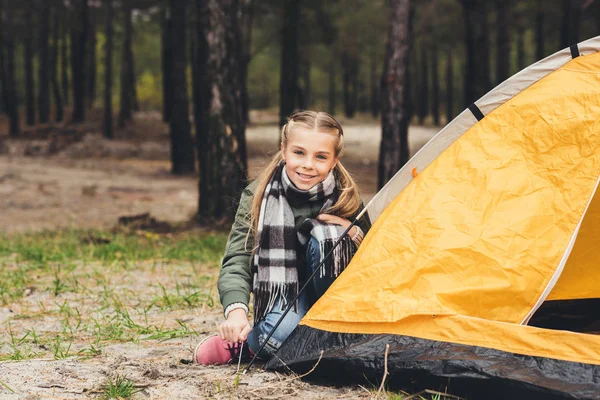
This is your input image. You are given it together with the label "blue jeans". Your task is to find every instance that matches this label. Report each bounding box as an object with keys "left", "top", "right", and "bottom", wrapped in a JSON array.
[{"left": 247, "top": 237, "right": 332, "bottom": 358}]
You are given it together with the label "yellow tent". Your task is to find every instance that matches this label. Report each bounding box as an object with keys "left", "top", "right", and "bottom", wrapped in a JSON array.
[{"left": 267, "top": 37, "right": 600, "bottom": 399}]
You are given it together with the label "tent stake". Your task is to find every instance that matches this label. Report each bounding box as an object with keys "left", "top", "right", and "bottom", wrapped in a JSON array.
[{"left": 243, "top": 217, "right": 361, "bottom": 374}]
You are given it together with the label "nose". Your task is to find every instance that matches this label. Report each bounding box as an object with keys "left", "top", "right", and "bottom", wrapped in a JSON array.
[{"left": 302, "top": 157, "right": 315, "bottom": 170}]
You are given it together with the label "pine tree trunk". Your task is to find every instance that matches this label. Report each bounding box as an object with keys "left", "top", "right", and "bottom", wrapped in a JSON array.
[
  {"left": 61, "top": 12, "right": 70, "bottom": 106},
  {"left": 161, "top": 2, "right": 172, "bottom": 122},
  {"left": 417, "top": 45, "right": 428, "bottom": 124},
  {"left": 301, "top": 52, "right": 311, "bottom": 109},
  {"left": 24, "top": 2, "right": 35, "bottom": 125},
  {"left": 168, "top": 0, "right": 195, "bottom": 175},
  {"left": 461, "top": 0, "right": 490, "bottom": 105},
  {"left": 86, "top": 13, "right": 97, "bottom": 108},
  {"left": 119, "top": 6, "right": 133, "bottom": 127},
  {"left": 328, "top": 56, "right": 336, "bottom": 115},
  {"left": 379, "top": 0, "right": 412, "bottom": 189},
  {"left": 517, "top": 25, "right": 525, "bottom": 71},
  {"left": 431, "top": 47, "right": 440, "bottom": 126},
  {"left": 51, "top": 5, "right": 63, "bottom": 123},
  {"left": 495, "top": 0, "right": 510, "bottom": 84},
  {"left": 71, "top": 0, "right": 88, "bottom": 123},
  {"left": 130, "top": 50, "right": 139, "bottom": 112},
  {"left": 0, "top": 1, "right": 20, "bottom": 136},
  {"left": 445, "top": 51, "right": 454, "bottom": 124},
  {"left": 279, "top": 0, "right": 299, "bottom": 127},
  {"left": 370, "top": 47, "right": 379, "bottom": 117},
  {"left": 197, "top": 0, "right": 247, "bottom": 219},
  {"left": 103, "top": 0, "right": 113, "bottom": 139},
  {"left": 240, "top": 0, "right": 253, "bottom": 123},
  {"left": 342, "top": 52, "right": 358, "bottom": 118},
  {"left": 38, "top": 0, "right": 51, "bottom": 124},
  {"left": 535, "top": 0, "right": 544, "bottom": 60}
]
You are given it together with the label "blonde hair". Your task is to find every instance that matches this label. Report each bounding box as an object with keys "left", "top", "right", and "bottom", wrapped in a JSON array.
[{"left": 247, "top": 110, "right": 361, "bottom": 249}]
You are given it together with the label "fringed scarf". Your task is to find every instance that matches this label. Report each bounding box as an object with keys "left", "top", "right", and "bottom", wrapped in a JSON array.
[{"left": 252, "top": 161, "right": 356, "bottom": 323}]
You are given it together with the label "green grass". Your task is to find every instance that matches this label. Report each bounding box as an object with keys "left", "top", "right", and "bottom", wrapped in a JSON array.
[
  {"left": 102, "top": 374, "right": 142, "bottom": 399},
  {"left": 0, "top": 229, "right": 227, "bottom": 266}
]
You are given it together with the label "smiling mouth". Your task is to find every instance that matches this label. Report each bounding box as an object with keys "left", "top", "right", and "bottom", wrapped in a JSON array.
[{"left": 297, "top": 172, "right": 316, "bottom": 180}]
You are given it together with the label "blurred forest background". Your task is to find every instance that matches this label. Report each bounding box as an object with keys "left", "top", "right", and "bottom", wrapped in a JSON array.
[{"left": 1, "top": 0, "right": 599, "bottom": 219}]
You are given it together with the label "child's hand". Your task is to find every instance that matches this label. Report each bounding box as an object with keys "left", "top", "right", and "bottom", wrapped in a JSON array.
[
  {"left": 317, "top": 214, "right": 351, "bottom": 229},
  {"left": 219, "top": 308, "right": 251, "bottom": 343}
]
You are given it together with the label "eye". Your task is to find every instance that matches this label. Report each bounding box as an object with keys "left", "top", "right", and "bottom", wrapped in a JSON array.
[
  {"left": 293, "top": 150, "right": 304, "bottom": 155},
  {"left": 316, "top": 155, "right": 327, "bottom": 160}
]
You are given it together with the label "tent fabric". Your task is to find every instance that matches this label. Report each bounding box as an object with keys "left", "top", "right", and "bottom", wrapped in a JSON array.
[{"left": 267, "top": 36, "right": 600, "bottom": 399}]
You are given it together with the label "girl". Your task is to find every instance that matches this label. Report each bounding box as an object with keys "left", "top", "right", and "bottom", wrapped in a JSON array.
[{"left": 194, "top": 110, "right": 371, "bottom": 365}]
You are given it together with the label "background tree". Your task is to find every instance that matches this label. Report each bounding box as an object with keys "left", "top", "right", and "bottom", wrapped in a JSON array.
[
  {"left": 168, "top": 0, "right": 195, "bottom": 175},
  {"left": 38, "top": 0, "right": 50, "bottom": 124},
  {"left": 86, "top": 9, "right": 97, "bottom": 109},
  {"left": 197, "top": 0, "right": 247, "bottom": 219},
  {"left": 160, "top": 2, "right": 172, "bottom": 122},
  {"left": 71, "top": 0, "right": 88, "bottom": 123},
  {"left": 461, "top": 0, "right": 490, "bottom": 105},
  {"left": 417, "top": 44, "right": 428, "bottom": 124},
  {"left": 51, "top": 3, "right": 63, "bottom": 122},
  {"left": 379, "top": 0, "right": 412, "bottom": 188},
  {"left": 0, "top": 0, "right": 20, "bottom": 136},
  {"left": 279, "top": 0, "right": 300, "bottom": 127},
  {"left": 24, "top": 1, "right": 35, "bottom": 126},
  {"left": 446, "top": 51, "right": 454, "bottom": 123},
  {"left": 119, "top": 4, "right": 134, "bottom": 127},
  {"left": 103, "top": 0, "right": 113, "bottom": 139},
  {"left": 495, "top": 0, "right": 510, "bottom": 84},
  {"left": 61, "top": 12, "right": 70, "bottom": 106},
  {"left": 431, "top": 46, "right": 440, "bottom": 126}
]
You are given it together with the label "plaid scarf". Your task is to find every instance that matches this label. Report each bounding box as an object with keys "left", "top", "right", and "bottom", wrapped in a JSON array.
[{"left": 252, "top": 161, "right": 356, "bottom": 323}]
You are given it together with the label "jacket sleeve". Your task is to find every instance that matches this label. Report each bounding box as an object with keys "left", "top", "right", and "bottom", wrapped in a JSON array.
[{"left": 218, "top": 183, "right": 256, "bottom": 311}]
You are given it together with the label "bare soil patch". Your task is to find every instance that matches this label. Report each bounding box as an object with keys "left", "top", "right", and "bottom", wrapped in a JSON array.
[{"left": 0, "top": 112, "right": 438, "bottom": 399}]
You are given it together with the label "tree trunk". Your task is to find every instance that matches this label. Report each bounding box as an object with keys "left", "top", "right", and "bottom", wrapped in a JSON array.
[
  {"left": 279, "top": 0, "right": 300, "bottom": 127},
  {"left": 535, "top": 0, "right": 544, "bottom": 60},
  {"left": 197, "top": 0, "right": 247, "bottom": 219},
  {"left": 51, "top": 5, "right": 63, "bottom": 122},
  {"left": 342, "top": 52, "right": 358, "bottom": 118},
  {"left": 168, "top": 0, "right": 195, "bottom": 175},
  {"left": 240, "top": 0, "right": 253, "bottom": 123},
  {"left": 378, "top": 0, "right": 412, "bottom": 189},
  {"left": 129, "top": 47, "right": 139, "bottom": 112},
  {"left": 61, "top": 11, "right": 70, "bottom": 105},
  {"left": 0, "top": 0, "right": 20, "bottom": 136},
  {"left": 24, "top": 1, "right": 35, "bottom": 125},
  {"left": 445, "top": 51, "right": 454, "bottom": 124},
  {"left": 370, "top": 47, "right": 379, "bottom": 117},
  {"left": 103, "top": 0, "right": 113, "bottom": 139},
  {"left": 301, "top": 52, "right": 311, "bottom": 109},
  {"left": 119, "top": 6, "right": 133, "bottom": 127},
  {"left": 86, "top": 12, "right": 97, "bottom": 108},
  {"left": 517, "top": 25, "right": 525, "bottom": 71},
  {"left": 417, "top": 44, "right": 428, "bottom": 124},
  {"left": 560, "top": 0, "right": 582, "bottom": 48},
  {"left": 431, "top": 46, "right": 440, "bottom": 126},
  {"left": 71, "top": 0, "right": 88, "bottom": 123},
  {"left": 495, "top": 0, "right": 510, "bottom": 84},
  {"left": 461, "top": 0, "right": 490, "bottom": 105},
  {"left": 161, "top": 2, "right": 172, "bottom": 122},
  {"left": 38, "top": 0, "right": 51, "bottom": 124},
  {"left": 328, "top": 55, "right": 336, "bottom": 115}
]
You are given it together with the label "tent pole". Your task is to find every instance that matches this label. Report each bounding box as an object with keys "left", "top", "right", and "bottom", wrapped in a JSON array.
[{"left": 242, "top": 217, "right": 362, "bottom": 374}]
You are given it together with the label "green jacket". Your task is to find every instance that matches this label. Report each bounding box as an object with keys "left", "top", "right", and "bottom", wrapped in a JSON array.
[{"left": 218, "top": 181, "right": 372, "bottom": 311}]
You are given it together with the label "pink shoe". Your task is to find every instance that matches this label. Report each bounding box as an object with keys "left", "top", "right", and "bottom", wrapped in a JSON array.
[{"left": 193, "top": 335, "right": 253, "bottom": 365}]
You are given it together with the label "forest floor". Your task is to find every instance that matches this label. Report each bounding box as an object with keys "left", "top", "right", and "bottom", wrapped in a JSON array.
[{"left": 0, "top": 110, "right": 439, "bottom": 399}]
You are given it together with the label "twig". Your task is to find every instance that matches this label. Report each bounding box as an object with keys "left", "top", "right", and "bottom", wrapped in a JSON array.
[
  {"left": 375, "top": 344, "right": 390, "bottom": 400},
  {"left": 248, "top": 350, "right": 324, "bottom": 394}
]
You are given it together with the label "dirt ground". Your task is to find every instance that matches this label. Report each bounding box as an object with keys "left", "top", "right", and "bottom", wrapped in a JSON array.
[{"left": 0, "top": 112, "right": 438, "bottom": 399}]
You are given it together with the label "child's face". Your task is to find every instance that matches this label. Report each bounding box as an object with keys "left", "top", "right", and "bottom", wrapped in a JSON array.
[{"left": 282, "top": 127, "right": 339, "bottom": 190}]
